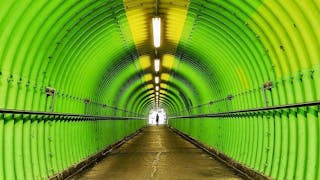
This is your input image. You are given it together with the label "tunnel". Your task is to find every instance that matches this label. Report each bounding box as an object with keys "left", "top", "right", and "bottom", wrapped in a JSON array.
[{"left": 0, "top": 0, "right": 320, "bottom": 179}]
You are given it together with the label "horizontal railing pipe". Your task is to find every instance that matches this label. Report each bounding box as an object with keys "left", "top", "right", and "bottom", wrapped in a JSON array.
[
  {"left": 0, "top": 108, "right": 146, "bottom": 121},
  {"left": 169, "top": 100, "right": 320, "bottom": 119}
]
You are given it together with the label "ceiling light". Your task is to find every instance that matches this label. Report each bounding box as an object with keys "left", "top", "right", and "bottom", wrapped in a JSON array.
[
  {"left": 152, "top": 17, "right": 161, "bottom": 48},
  {"left": 155, "top": 76, "right": 159, "bottom": 84},
  {"left": 156, "top": 92, "right": 159, "bottom": 96},
  {"left": 154, "top": 58, "right": 160, "bottom": 72},
  {"left": 155, "top": 86, "right": 159, "bottom": 91}
]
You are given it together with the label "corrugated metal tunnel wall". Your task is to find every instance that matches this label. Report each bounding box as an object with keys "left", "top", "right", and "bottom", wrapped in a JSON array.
[
  {"left": 0, "top": 1, "right": 148, "bottom": 179},
  {"left": 0, "top": 0, "right": 319, "bottom": 179},
  {"left": 168, "top": 1, "right": 320, "bottom": 180}
]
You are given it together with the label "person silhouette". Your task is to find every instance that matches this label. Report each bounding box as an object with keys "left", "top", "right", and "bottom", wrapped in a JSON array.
[{"left": 156, "top": 113, "right": 159, "bottom": 126}]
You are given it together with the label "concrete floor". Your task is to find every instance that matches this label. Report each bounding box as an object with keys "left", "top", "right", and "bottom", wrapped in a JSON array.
[{"left": 73, "top": 126, "right": 243, "bottom": 180}]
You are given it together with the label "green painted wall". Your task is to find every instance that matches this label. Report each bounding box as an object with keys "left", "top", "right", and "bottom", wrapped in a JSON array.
[
  {"left": 0, "top": 1, "right": 147, "bottom": 179},
  {"left": 169, "top": 1, "right": 320, "bottom": 180},
  {"left": 0, "top": 0, "right": 319, "bottom": 180}
]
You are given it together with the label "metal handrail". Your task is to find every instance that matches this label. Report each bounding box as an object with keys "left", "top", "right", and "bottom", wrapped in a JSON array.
[
  {"left": 88, "top": 101, "right": 140, "bottom": 115},
  {"left": 169, "top": 100, "right": 320, "bottom": 119},
  {"left": 171, "top": 97, "right": 229, "bottom": 116},
  {"left": 0, "top": 108, "right": 147, "bottom": 121}
]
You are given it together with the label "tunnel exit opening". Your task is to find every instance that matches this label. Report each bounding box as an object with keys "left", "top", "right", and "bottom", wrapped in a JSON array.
[{"left": 148, "top": 108, "right": 167, "bottom": 125}]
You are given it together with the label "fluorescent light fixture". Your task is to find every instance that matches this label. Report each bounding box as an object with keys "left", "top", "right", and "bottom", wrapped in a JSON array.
[
  {"left": 155, "top": 86, "right": 159, "bottom": 91},
  {"left": 156, "top": 92, "right": 159, "bottom": 96},
  {"left": 155, "top": 76, "right": 159, "bottom": 84},
  {"left": 152, "top": 17, "right": 161, "bottom": 48},
  {"left": 154, "top": 58, "right": 160, "bottom": 72}
]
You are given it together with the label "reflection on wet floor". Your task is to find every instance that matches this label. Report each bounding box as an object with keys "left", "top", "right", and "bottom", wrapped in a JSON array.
[{"left": 73, "top": 125, "right": 243, "bottom": 180}]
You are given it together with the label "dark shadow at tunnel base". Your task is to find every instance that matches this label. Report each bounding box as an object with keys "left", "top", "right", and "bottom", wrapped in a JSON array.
[{"left": 72, "top": 125, "right": 243, "bottom": 180}]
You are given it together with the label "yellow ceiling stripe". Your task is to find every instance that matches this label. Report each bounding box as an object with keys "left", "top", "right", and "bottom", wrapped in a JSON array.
[
  {"left": 124, "top": 0, "right": 190, "bottom": 96},
  {"left": 162, "top": 54, "right": 174, "bottom": 69},
  {"left": 160, "top": 89, "right": 166, "bottom": 94},
  {"left": 160, "top": 73, "right": 170, "bottom": 81},
  {"left": 164, "top": 7, "right": 189, "bottom": 46},
  {"left": 124, "top": 1, "right": 151, "bottom": 47},
  {"left": 160, "top": 1, "right": 189, "bottom": 90},
  {"left": 144, "top": 73, "right": 153, "bottom": 82},
  {"left": 160, "top": 83, "right": 167, "bottom": 89},
  {"left": 139, "top": 55, "right": 151, "bottom": 70},
  {"left": 146, "top": 84, "right": 154, "bottom": 89}
]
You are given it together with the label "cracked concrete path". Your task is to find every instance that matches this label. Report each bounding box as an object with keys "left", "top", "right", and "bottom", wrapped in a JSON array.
[{"left": 74, "top": 125, "right": 243, "bottom": 180}]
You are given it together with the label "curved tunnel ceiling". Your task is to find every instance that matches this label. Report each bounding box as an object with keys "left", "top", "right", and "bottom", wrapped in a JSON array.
[
  {"left": 0, "top": 0, "right": 319, "bottom": 117},
  {"left": 1, "top": 1, "right": 320, "bottom": 180}
]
